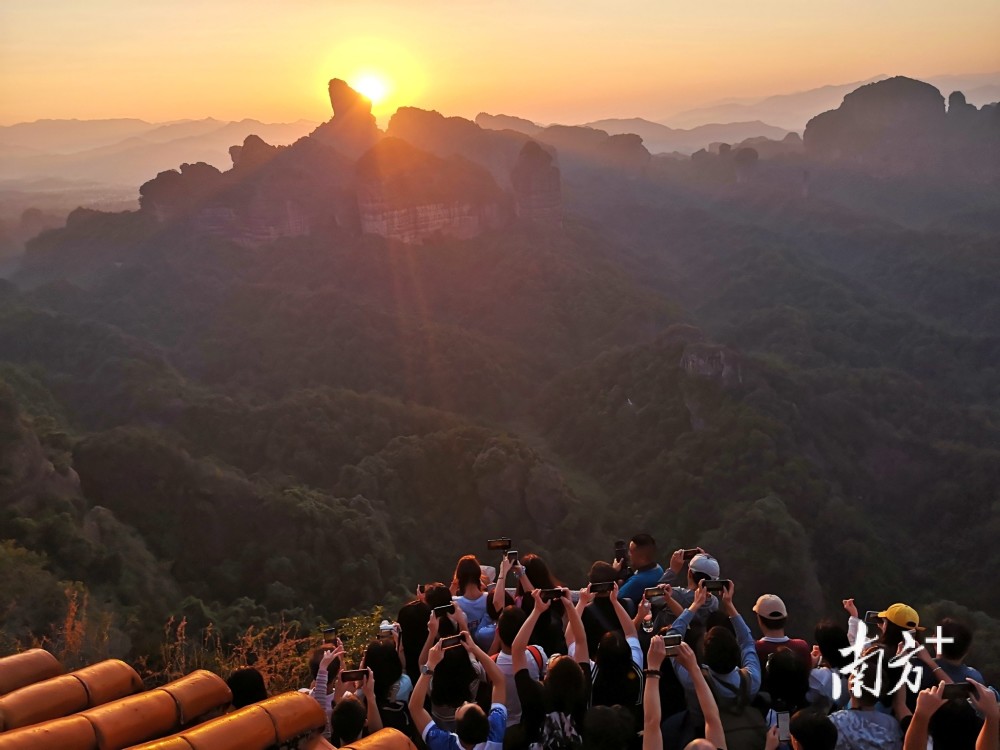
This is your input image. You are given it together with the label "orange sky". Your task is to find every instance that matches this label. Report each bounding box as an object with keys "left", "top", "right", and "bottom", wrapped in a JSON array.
[{"left": 1, "top": 1, "right": 998, "bottom": 126}]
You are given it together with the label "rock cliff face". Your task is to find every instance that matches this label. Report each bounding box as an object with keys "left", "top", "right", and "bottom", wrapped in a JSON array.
[
  {"left": 356, "top": 138, "right": 509, "bottom": 244},
  {"left": 511, "top": 141, "right": 562, "bottom": 226},
  {"left": 680, "top": 342, "right": 743, "bottom": 387},
  {"left": 803, "top": 76, "right": 1000, "bottom": 178},
  {"left": 387, "top": 107, "right": 537, "bottom": 188}
]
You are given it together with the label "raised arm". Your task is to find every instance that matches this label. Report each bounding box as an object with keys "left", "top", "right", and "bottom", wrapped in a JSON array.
[
  {"left": 408, "top": 640, "right": 444, "bottom": 736},
  {"left": 512, "top": 590, "right": 549, "bottom": 673},
  {"left": 494, "top": 556, "right": 512, "bottom": 615},
  {"left": 675, "top": 641, "right": 727, "bottom": 750},
  {"left": 642, "top": 635, "right": 665, "bottom": 750},
  {"left": 611, "top": 581, "right": 639, "bottom": 639},
  {"left": 466, "top": 631, "right": 506, "bottom": 706},
  {"left": 564, "top": 588, "right": 589, "bottom": 664},
  {"left": 418, "top": 611, "right": 441, "bottom": 669},
  {"left": 361, "top": 667, "right": 383, "bottom": 733},
  {"left": 720, "top": 581, "right": 761, "bottom": 696},
  {"left": 904, "top": 682, "right": 945, "bottom": 750},
  {"left": 567, "top": 586, "right": 595, "bottom": 648},
  {"left": 970, "top": 679, "right": 999, "bottom": 750}
]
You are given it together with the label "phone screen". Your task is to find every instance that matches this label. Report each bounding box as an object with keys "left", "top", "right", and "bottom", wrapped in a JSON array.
[{"left": 777, "top": 711, "right": 790, "bottom": 742}]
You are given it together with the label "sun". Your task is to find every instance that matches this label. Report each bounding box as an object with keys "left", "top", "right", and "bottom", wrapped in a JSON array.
[{"left": 351, "top": 73, "right": 391, "bottom": 106}]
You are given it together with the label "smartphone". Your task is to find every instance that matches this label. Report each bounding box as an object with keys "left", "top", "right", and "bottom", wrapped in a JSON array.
[
  {"left": 703, "top": 579, "right": 731, "bottom": 594},
  {"left": 540, "top": 588, "right": 565, "bottom": 602},
  {"left": 433, "top": 603, "right": 456, "bottom": 617},
  {"left": 507, "top": 550, "right": 518, "bottom": 563},
  {"left": 589, "top": 581, "right": 614, "bottom": 594},
  {"left": 682, "top": 548, "right": 700, "bottom": 560},
  {"left": 942, "top": 683, "right": 975, "bottom": 700},
  {"left": 320, "top": 626, "right": 338, "bottom": 638},
  {"left": 777, "top": 711, "right": 790, "bottom": 742},
  {"left": 440, "top": 634, "right": 465, "bottom": 650},
  {"left": 614, "top": 540, "right": 627, "bottom": 561},
  {"left": 663, "top": 633, "right": 682, "bottom": 656},
  {"left": 863, "top": 610, "right": 882, "bottom": 626},
  {"left": 644, "top": 586, "right": 664, "bottom": 599},
  {"left": 340, "top": 669, "right": 368, "bottom": 682},
  {"left": 487, "top": 538, "right": 512, "bottom": 551}
]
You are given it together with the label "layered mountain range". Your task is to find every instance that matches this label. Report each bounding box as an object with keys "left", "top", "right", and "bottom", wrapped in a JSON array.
[{"left": 1, "top": 74, "right": 999, "bottom": 680}]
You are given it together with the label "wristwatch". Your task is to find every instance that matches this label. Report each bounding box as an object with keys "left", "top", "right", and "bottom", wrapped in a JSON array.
[{"left": 421, "top": 664, "right": 434, "bottom": 676}]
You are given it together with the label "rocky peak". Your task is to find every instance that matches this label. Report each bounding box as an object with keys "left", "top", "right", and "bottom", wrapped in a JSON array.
[
  {"left": 329, "top": 78, "right": 373, "bottom": 119},
  {"left": 309, "top": 78, "right": 381, "bottom": 159},
  {"left": 510, "top": 141, "right": 562, "bottom": 226}
]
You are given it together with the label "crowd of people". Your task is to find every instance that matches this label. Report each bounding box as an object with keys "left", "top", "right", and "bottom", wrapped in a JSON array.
[{"left": 247, "top": 535, "right": 999, "bottom": 749}]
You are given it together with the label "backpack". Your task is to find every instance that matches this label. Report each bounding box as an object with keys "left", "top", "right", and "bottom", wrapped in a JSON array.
[
  {"left": 530, "top": 711, "right": 583, "bottom": 750},
  {"left": 701, "top": 666, "right": 768, "bottom": 750},
  {"left": 492, "top": 645, "right": 546, "bottom": 677}
]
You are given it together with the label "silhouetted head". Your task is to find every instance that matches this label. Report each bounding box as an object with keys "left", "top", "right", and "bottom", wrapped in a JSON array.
[
  {"left": 498, "top": 605, "right": 528, "bottom": 649},
  {"left": 330, "top": 693, "right": 366, "bottom": 745},
  {"left": 766, "top": 648, "right": 810, "bottom": 710},
  {"left": 431, "top": 646, "right": 476, "bottom": 707},
  {"left": 629, "top": 533, "right": 657, "bottom": 568},
  {"left": 544, "top": 655, "right": 587, "bottom": 712},
  {"left": 517, "top": 554, "right": 560, "bottom": 596},
  {"left": 308, "top": 647, "right": 340, "bottom": 683},
  {"left": 703, "top": 626, "right": 740, "bottom": 674},
  {"left": 227, "top": 667, "right": 267, "bottom": 709},
  {"left": 455, "top": 702, "right": 490, "bottom": 746},
  {"left": 588, "top": 561, "right": 616, "bottom": 594},
  {"left": 938, "top": 618, "right": 973, "bottom": 661},
  {"left": 595, "top": 630, "right": 631, "bottom": 675},
  {"left": 453, "top": 555, "right": 484, "bottom": 593},
  {"left": 814, "top": 619, "right": 851, "bottom": 670},
  {"left": 364, "top": 639, "right": 403, "bottom": 703},
  {"left": 789, "top": 709, "right": 838, "bottom": 750}
]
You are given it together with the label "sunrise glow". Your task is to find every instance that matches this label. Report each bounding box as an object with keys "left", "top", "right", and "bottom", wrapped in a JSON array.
[{"left": 351, "top": 73, "right": 390, "bottom": 106}]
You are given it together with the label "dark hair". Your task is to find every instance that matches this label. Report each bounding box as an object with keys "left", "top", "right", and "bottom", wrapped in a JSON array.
[
  {"left": 759, "top": 615, "right": 787, "bottom": 631},
  {"left": 583, "top": 705, "right": 634, "bottom": 750},
  {"left": 456, "top": 704, "right": 490, "bottom": 744},
  {"left": 364, "top": 640, "right": 403, "bottom": 703},
  {"left": 879, "top": 619, "right": 908, "bottom": 655},
  {"left": 453, "top": 555, "right": 484, "bottom": 593},
  {"left": 691, "top": 571, "right": 712, "bottom": 586},
  {"left": 330, "top": 694, "right": 367, "bottom": 745},
  {"left": 498, "top": 605, "right": 528, "bottom": 648},
  {"left": 630, "top": 533, "right": 656, "bottom": 549},
  {"left": 703, "top": 626, "right": 740, "bottom": 674},
  {"left": 814, "top": 620, "right": 851, "bottom": 670},
  {"left": 516, "top": 554, "right": 560, "bottom": 597},
  {"left": 430, "top": 646, "right": 476, "bottom": 707},
  {"left": 592, "top": 631, "right": 639, "bottom": 708},
  {"left": 588, "top": 561, "right": 616, "bottom": 586},
  {"left": 938, "top": 618, "right": 973, "bottom": 661},
  {"left": 766, "top": 648, "right": 810, "bottom": 710},
  {"left": 545, "top": 655, "right": 587, "bottom": 713},
  {"left": 308, "top": 647, "right": 341, "bottom": 682},
  {"left": 227, "top": 667, "right": 267, "bottom": 709},
  {"left": 789, "top": 709, "right": 838, "bottom": 750},
  {"left": 424, "top": 583, "right": 452, "bottom": 610}
]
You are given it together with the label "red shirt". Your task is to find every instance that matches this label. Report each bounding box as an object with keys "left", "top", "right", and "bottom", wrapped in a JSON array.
[{"left": 755, "top": 636, "right": 812, "bottom": 669}]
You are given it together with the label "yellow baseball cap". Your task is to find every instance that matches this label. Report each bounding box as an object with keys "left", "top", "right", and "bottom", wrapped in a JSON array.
[{"left": 878, "top": 603, "right": 924, "bottom": 631}]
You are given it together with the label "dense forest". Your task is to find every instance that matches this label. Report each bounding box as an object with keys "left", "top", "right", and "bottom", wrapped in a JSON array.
[{"left": 1, "top": 76, "right": 999, "bottom": 684}]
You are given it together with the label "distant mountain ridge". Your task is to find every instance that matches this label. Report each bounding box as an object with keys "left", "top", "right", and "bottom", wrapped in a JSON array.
[
  {"left": 0, "top": 118, "right": 318, "bottom": 185},
  {"left": 476, "top": 113, "right": 789, "bottom": 155},
  {"left": 667, "top": 72, "right": 1000, "bottom": 130}
]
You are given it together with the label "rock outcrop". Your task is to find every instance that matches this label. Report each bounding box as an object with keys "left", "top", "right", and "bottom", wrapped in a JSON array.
[
  {"left": 356, "top": 138, "right": 509, "bottom": 244},
  {"left": 511, "top": 141, "right": 562, "bottom": 226},
  {"left": 309, "top": 78, "right": 382, "bottom": 159},
  {"left": 475, "top": 113, "right": 543, "bottom": 137},
  {"left": 803, "top": 76, "right": 1000, "bottom": 178},
  {"left": 680, "top": 342, "right": 743, "bottom": 387}
]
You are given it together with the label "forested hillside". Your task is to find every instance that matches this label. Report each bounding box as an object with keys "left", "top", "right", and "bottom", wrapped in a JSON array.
[{"left": 2, "top": 76, "right": 999, "bottom": 682}]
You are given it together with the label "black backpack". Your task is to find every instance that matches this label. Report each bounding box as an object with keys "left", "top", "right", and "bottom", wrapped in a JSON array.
[{"left": 700, "top": 667, "right": 768, "bottom": 750}]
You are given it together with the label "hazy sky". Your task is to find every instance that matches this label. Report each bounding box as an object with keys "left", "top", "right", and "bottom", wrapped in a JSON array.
[{"left": 2, "top": 0, "right": 998, "bottom": 125}]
